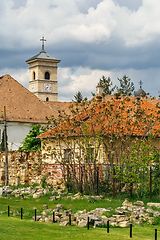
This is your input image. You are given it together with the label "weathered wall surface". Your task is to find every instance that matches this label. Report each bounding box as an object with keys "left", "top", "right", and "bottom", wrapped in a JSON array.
[
  {"left": 0, "top": 151, "right": 43, "bottom": 186},
  {"left": 0, "top": 151, "right": 64, "bottom": 187}
]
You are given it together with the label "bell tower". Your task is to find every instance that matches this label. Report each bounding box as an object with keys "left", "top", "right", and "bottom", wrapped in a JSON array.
[{"left": 26, "top": 37, "right": 61, "bottom": 102}]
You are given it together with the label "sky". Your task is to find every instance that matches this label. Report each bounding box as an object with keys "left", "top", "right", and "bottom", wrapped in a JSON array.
[{"left": 0, "top": 0, "right": 160, "bottom": 101}]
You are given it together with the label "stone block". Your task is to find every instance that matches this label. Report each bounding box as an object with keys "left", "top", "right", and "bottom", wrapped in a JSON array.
[
  {"left": 0, "top": 188, "right": 3, "bottom": 196},
  {"left": 78, "top": 219, "right": 87, "bottom": 227},
  {"left": 118, "top": 221, "right": 130, "bottom": 228},
  {"left": 134, "top": 201, "right": 144, "bottom": 206},
  {"left": 147, "top": 203, "right": 160, "bottom": 208}
]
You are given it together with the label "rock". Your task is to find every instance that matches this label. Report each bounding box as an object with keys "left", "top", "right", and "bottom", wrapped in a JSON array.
[
  {"left": 60, "top": 221, "right": 69, "bottom": 226},
  {"left": 93, "top": 195, "right": 104, "bottom": 200},
  {"left": 56, "top": 204, "right": 63, "bottom": 211},
  {"left": 122, "top": 198, "right": 132, "bottom": 207},
  {"left": 144, "top": 213, "right": 150, "bottom": 218},
  {"left": 41, "top": 210, "right": 48, "bottom": 216},
  {"left": 0, "top": 188, "right": 3, "bottom": 196},
  {"left": 49, "top": 195, "right": 60, "bottom": 201},
  {"left": 49, "top": 196, "right": 57, "bottom": 201},
  {"left": 134, "top": 201, "right": 144, "bottom": 207},
  {"left": 33, "top": 193, "right": 42, "bottom": 199},
  {"left": 43, "top": 189, "right": 50, "bottom": 195},
  {"left": 15, "top": 193, "right": 20, "bottom": 198},
  {"left": 153, "top": 211, "right": 160, "bottom": 217},
  {"left": 118, "top": 221, "right": 130, "bottom": 228},
  {"left": 32, "top": 215, "right": 42, "bottom": 221},
  {"left": 93, "top": 220, "right": 104, "bottom": 228},
  {"left": 147, "top": 203, "right": 160, "bottom": 208},
  {"left": 59, "top": 216, "right": 69, "bottom": 222},
  {"left": 20, "top": 194, "right": 24, "bottom": 200},
  {"left": 74, "top": 192, "right": 81, "bottom": 197},
  {"left": 134, "top": 220, "right": 142, "bottom": 225},
  {"left": 146, "top": 208, "right": 154, "bottom": 213},
  {"left": 45, "top": 217, "right": 52, "bottom": 223},
  {"left": 0, "top": 211, "right": 7, "bottom": 214},
  {"left": 110, "top": 222, "right": 118, "bottom": 227},
  {"left": 124, "top": 211, "right": 131, "bottom": 217},
  {"left": 88, "top": 214, "right": 102, "bottom": 222},
  {"left": 148, "top": 217, "right": 154, "bottom": 224},
  {"left": 39, "top": 217, "right": 45, "bottom": 222},
  {"left": 101, "top": 215, "right": 108, "bottom": 224},
  {"left": 90, "top": 208, "right": 108, "bottom": 215},
  {"left": 78, "top": 219, "right": 87, "bottom": 227},
  {"left": 43, "top": 205, "right": 48, "bottom": 209},
  {"left": 64, "top": 209, "right": 72, "bottom": 216},
  {"left": 3, "top": 186, "right": 12, "bottom": 195}
]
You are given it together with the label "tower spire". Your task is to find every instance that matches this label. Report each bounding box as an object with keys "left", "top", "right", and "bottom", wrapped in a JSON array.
[
  {"left": 138, "top": 80, "right": 143, "bottom": 89},
  {"left": 40, "top": 36, "right": 46, "bottom": 52}
]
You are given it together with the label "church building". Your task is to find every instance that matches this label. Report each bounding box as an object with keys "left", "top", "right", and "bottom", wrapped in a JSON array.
[
  {"left": 0, "top": 37, "right": 71, "bottom": 150},
  {"left": 26, "top": 36, "right": 61, "bottom": 102}
]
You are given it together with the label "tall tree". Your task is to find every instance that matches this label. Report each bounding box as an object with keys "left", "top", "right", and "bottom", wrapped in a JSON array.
[
  {"left": 72, "top": 91, "right": 84, "bottom": 103},
  {"left": 92, "top": 76, "right": 116, "bottom": 96},
  {"left": 117, "top": 75, "right": 135, "bottom": 96},
  {"left": 98, "top": 76, "right": 116, "bottom": 95}
]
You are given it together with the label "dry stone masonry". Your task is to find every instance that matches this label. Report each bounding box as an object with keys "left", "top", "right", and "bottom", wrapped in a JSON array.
[
  {"left": 29, "top": 197, "right": 159, "bottom": 228},
  {"left": 0, "top": 186, "right": 159, "bottom": 228}
]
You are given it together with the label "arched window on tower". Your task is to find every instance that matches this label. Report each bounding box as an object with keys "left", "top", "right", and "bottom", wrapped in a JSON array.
[
  {"left": 46, "top": 97, "right": 49, "bottom": 102},
  {"left": 45, "top": 72, "right": 50, "bottom": 80},
  {"left": 33, "top": 71, "right": 36, "bottom": 80}
]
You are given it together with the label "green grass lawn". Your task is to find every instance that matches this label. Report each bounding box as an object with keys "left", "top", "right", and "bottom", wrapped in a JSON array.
[
  {"left": 0, "top": 193, "right": 160, "bottom": 239},
  {"left": 0, "top": 194, "right": 124, "bottom": 219},
  {"left": 0, "top": 215, "right": 159, "bottom": 240}
]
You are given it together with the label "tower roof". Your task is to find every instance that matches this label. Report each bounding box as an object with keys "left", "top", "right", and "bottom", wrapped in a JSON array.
[
  {"left": 134, "top": 87, "right": 146, "bottom": 97},
  {"left": 26, "top": 36, "right": 61, "bottom": 63},
  {"left": 134, "top": 80, "right": 146, "bottom": 97},
  {"left": 26, "top": 50, "right": 61, "bottom": 63}
]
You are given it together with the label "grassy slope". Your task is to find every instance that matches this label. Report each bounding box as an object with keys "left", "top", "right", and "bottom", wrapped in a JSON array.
[
  {"left": 0, "top": 194, "right": 124, "bottom": 219},
  {"left": 0, "top": 216, "right": 159, "bottom": 240}
]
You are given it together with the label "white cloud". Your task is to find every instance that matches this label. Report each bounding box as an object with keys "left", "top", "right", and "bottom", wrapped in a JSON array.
[
  {"left": 0, "top": 0, "right": 160, "bottom": 102},
  {"left": 0, "top": 0, "right": 160, "bottom": 49},
  {"left": 116, "top": 0, "right": 160, "bottom": 46},
  {"left": 1, "top": 65, "right": 159, "bottom": 102}
]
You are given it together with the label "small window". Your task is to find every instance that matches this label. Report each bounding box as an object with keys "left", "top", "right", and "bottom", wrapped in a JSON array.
[
  {"left": 45, "top": 72, "right": 50, "bottom": 80},
  {"left": 33, "top": 71, "right": 36, "bottom": 80},
  {"left": 46, "top": 97, "right": 49, "bottom": 102}
]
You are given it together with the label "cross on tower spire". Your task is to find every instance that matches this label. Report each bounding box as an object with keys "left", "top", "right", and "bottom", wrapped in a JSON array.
[
  {"left": 138, "top": 80, "right": 143, "bottom": 89},
  {"left": 40, "top": 36, "right": 46, "bottom": 51}
]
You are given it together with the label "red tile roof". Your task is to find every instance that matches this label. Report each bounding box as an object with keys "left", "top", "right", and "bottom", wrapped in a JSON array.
[
  {"left": 0, "top": 75, "right": 72, "bottom": 123},
  {"left": 38, "top": 97, "right": 160, "bottom": 138}
]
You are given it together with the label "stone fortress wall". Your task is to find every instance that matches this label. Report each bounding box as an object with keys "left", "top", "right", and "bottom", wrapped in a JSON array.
[{"left": 0, "top": 151, "right": 44, "bottom": 186}]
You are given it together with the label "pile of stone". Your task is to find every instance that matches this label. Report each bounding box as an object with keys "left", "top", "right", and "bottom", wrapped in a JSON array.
[
  {"left": 49, "top": 192, "right": 104, "bottom": 201},
  {"left": 0, "top": 186, "right": 52, "bottom": 198},
  {"left": 113, "top": 198, "right": 160, "bottom": 226},
  {"left": 1, "top": 187, "right": 160, "bottom": 228},
  {"left": 31, "top": 204, "right": 111, "bottom": 228},
  {"left": 31, "top": 199, "right": 160, "bottom": 228}
]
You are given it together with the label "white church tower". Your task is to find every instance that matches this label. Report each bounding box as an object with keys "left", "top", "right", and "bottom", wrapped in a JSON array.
[{"left": 26, "top": 37, "right": 61, "bottom": 102}]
